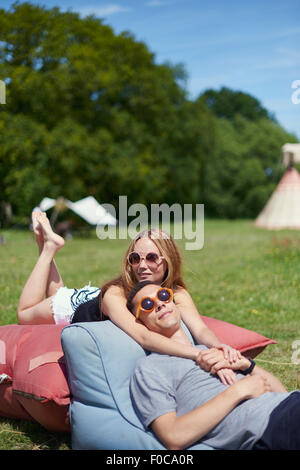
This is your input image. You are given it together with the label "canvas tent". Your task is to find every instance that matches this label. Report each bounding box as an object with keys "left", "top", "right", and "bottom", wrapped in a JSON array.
[
  {"left": 38, "top": 196, "right": 117, "bottom": 226},
  {"left": 282, "top": 143, "right": 300, "bottom": 167},
  {"left": 254, "top": 143, "right": 300, "bottom": 230}
]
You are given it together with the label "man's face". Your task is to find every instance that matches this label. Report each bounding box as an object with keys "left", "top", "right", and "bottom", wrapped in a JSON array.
[{"left": 132, "top": 284, "right": 181, "bottom": 336}]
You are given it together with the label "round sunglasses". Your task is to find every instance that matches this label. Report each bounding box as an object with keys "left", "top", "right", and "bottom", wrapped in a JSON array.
[
  {"left": 136, "top": 287, "right": 173, "bottom": 320},
  {"left": 127, "top": 251, "right": 164, "bottom": 267}
]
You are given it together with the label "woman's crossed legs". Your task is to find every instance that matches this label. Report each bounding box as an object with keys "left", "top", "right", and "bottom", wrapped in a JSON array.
[{"left": 17, "top": 210, "right": 65, "bottom": 324}]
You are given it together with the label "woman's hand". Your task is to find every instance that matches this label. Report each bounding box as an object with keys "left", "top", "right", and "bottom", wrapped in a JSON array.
[
  {"left": 196, "top": 348, "right": 239, "bottom": 385},
  {"left": 195, "top": 347, "right": 254, "bottom": 386},
  {"left": 196, "top": 348, "right": 252, "bottom": 374},
  {"left": 216, "top": 344, "right": 242, "bottom": 363},
  {"left": 196, "top": 348, "right": 227, "bottom": 372}
]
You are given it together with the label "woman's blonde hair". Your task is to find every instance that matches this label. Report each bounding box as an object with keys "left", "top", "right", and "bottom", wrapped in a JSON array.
[{"left": 100, "top": 229, "right": 186, "bottom": 308}]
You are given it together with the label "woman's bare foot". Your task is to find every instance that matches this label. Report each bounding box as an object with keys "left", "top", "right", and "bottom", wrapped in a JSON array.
[
  {"left": 37, "top": 212, "right": 65, "bottom": 256},
  {"left": 32, "top": 209, "right": 44, "bottom": 252}
]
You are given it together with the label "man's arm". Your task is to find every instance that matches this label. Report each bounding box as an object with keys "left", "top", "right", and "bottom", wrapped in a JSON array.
[{"left": 151, "top": 374, "right": 271, "bottom": 450}]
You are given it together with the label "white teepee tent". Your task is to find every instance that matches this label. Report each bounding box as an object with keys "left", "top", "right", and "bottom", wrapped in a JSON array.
[{"left": 254, "top": 143, "right": 300, "bottom": 230}]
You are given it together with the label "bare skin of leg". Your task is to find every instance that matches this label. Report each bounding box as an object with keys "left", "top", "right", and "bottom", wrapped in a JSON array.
[{"left": 17, "top": 211, "right": 65, "bottom": 325}]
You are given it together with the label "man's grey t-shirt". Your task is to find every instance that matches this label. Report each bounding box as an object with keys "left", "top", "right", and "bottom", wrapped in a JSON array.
[{"left": 130, "top": 346, "right": 292, "bottom": 450}]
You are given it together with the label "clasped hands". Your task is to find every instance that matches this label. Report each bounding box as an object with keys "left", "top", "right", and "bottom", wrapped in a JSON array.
[{"left": 195, "top": 345, "right": 248, "bottom": 386}]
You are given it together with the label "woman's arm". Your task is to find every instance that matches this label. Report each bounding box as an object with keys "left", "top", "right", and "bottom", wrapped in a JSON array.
[
  {"left": 174, "top": 288, "right": 222, "bottom": 346},
  {"left": 174, "top": 288, "right": 241, "bottom": 361},
  {"left": 101, "top": 286, "right": 200, "bottom": 360}
]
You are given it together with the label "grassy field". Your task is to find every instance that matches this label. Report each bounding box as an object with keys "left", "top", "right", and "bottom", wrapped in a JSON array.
[{"left": 0, "top": 219, "right": 300, "bottom": 449}]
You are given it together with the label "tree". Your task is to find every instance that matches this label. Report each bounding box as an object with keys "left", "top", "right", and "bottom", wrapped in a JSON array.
[
  {"left": 202, "top": 114, "right": 298, "bottom": 218},
  {"left": 0, "top": 3, "right": 197, "bottom": 216},
  {"left": 200, "top": 87, "right": 273, "bottom": 122}
]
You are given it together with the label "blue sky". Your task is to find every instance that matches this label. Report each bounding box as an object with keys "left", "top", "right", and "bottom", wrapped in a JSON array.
[{"left": 2, "top": 0, "right": 300, "bottom": 138}]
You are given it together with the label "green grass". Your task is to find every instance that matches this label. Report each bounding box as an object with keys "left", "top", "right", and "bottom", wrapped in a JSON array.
[{"left": 1, "top": 220, "right": 300, "bottom": 449}]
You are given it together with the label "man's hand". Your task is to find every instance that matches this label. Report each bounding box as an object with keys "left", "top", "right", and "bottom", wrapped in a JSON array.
[
  {"left": 215, "top": 368, "right": 237, "bottom": 385},
  {"left": 233, "top": 374, "right": 272, "bottom": 400},
  {"left": 195, "top": 348, "right": 252, "bottom": 381},
  {"left": 216, "top": 344, "right": 242, "bottom": 363}
]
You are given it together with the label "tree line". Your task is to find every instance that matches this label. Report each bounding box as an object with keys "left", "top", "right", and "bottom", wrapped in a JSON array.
[{"left": 0, "top": 2, "right": 298, "bottom": 226}]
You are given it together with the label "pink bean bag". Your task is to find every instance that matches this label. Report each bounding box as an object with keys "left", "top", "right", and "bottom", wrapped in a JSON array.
[{"left": 0, "top": 324, "right": 70, "bottom": 431}]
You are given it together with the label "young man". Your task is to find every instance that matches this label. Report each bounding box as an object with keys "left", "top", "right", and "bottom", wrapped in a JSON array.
[{"left": 128, "top": 281, "right": 300, "bottom": 450}]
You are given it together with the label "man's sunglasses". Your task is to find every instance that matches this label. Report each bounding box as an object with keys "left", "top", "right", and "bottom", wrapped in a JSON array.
[
  {"left": 127, "top": 251, "right": 164, "bottom": 267},
  {"left": 136, "top": 287, "right": 173, "bottom": 320}
]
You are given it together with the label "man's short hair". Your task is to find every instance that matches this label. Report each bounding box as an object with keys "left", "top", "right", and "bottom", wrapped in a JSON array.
[{"left": 126, "top": 281, "right": 160, "bottom": 314}]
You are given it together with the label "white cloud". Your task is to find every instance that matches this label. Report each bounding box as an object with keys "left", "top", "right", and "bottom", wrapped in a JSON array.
[
  {"left": 146, "top": 1, "right": 168, "bottom": 6},
  {"left": 78, "top": 4, "right": 130, "bottom": 18}
]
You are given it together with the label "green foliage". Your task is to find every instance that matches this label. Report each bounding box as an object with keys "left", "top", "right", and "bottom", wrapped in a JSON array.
[
  {"left": 202, "top": 115, "right": 298, "bottom": 218},
  {"left": 200, "top": 86, "right": 273, "bottom": 122},
  {"left": 0, "top": 2, "right": 298, "bottom": 223}
]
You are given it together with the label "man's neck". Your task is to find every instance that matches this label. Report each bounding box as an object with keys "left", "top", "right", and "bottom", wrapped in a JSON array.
[{"left": 168, "top": 326, "right": 192, "bottom": 346}]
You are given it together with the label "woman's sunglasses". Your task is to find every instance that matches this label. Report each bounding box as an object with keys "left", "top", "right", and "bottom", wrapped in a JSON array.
[
  {"left": 136, "top": 287, "right": 173, "bottom": 320},
  {"left": 127, "top": 251, "right": 164, "bottom": 268}
]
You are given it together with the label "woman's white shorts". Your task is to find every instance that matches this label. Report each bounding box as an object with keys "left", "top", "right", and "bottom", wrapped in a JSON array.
[{"left": 51, "top": 283, "right": 100, "bottom": 325}]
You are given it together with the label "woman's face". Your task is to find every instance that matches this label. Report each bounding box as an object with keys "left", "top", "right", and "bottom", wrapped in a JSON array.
[{"left": 130, "top": 238, "right": 168, "bottom": 284}]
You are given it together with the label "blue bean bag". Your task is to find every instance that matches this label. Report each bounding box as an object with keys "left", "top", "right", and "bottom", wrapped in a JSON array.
[{"left": 61, "top": 321, "right": 214, "bottom": 450}]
